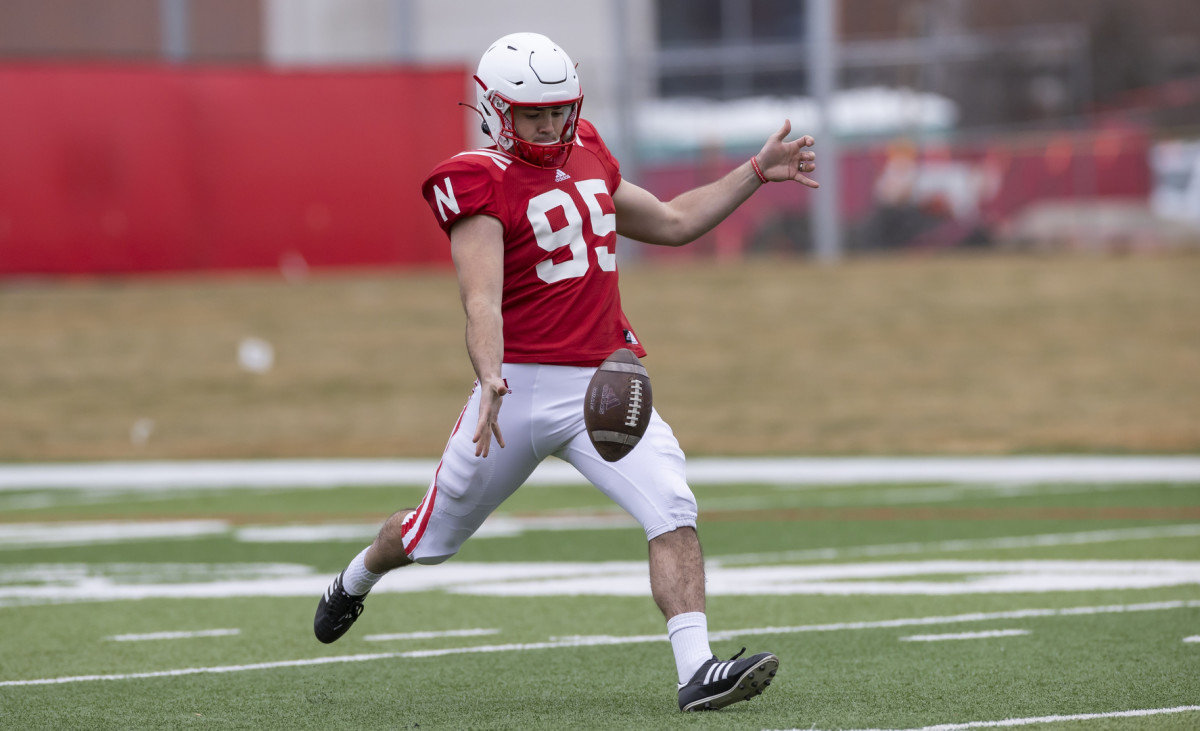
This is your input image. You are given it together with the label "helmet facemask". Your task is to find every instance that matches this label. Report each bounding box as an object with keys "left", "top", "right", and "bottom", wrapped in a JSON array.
[{"left": 479, "top": 86, "right": 583, "bottom": 169}]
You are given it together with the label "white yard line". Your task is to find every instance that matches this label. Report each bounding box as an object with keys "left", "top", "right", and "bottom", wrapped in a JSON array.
[
  {"left": 713, "top": 524, "right": 1200, "bottom": 565},
  {"left": 899, "top": 629, "right": 1031, "bottom": 642},
  {"left": 2, "top": 456, "right": 1199, "bottom": 490},
  {"left": 107, "top": 629, "right": 241, "bottom": 642},
  {"left": 2, "top": 599, "right": 1197, "bottom": 688},
  {"left": 363, "top": 628, "right": 498, "bottom": 642},
  {"left": 705, "top": 600, "right": 1200, "bottom": 640},
  {"left": 5, "top": 560, "right": 1200, "bottom": 605},
  {"left": 779, "top": 704, "right": 1200, "bottom": 731},
  {"left": 0, "top": 520, "right": 229, "bottom": 549}
]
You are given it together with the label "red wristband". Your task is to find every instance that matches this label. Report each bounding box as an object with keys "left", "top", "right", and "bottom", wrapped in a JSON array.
[{"left": 750, "top": 156, "right": 769, "bottom": 184}]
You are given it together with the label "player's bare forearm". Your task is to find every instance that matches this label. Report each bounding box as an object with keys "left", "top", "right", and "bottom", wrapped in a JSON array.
[
  {"left": 614, "top": 121, "right": 817, "bottom": 247},
  {"left": 465, "top": 321, "right": 508, "bottom": 457},
  {"left": 614, "top": 170, "right": 758, "bottom": 247},
  {"left": 450, "top": 215, "right": 509, "bottom": 456},
  {"left": 462, "top": 297, "right": 507, "bottom": 457},
  {"left": 463, "top": 307, "right": 504, "bottom": 384}
]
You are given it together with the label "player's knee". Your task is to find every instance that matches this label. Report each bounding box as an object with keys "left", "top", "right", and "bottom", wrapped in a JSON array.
[
  {"left": 413, "top": 552, "right": 455, "bottom": 566},
  {"left": 672, "top": 489, "right": 699, "bottom": 523},
  {"left": 379, "top": 508, "right": 416, "bottom": 543},
  {"left": 639, "top": 486, "right": 698, "bottom": 541}
]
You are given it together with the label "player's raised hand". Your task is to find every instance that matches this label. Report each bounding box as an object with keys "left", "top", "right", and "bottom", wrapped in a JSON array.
[
  {"left": 754, "top": 119, "right": 819, "bottom": 189},
  {"left": 473, "top": 376, "right": 508, "bottom": 457}
]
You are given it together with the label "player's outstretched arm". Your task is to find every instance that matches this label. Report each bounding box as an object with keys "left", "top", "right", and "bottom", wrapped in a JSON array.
[
  {"left": 450, "top": 215, "right": 508, "bottom": 458},
  {"left": 614, "top": 120, "right": 816, "bottom": 247}
]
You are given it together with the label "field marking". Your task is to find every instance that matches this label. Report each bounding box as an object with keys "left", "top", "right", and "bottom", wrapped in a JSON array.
[
  {"left": 235, "top": 513, "right": 637, "bottom": 544},
  {"left": 713, "top": 524, "right": 1200, "bottom": 565},
  {"left": 3, "top": 456, "right": 1200, "bottom": 490},
  {"left": 6, "top": 560, "right": 1200, "bottom": 606},
  {"left": 899, "top": 629, "right": 1031, "bottom": 642},
  {"left": 4, "top": 520, "right": 1195, "bottom": 554},
  {"left": 706, "top": 600, "right": 1200, "bottom": 641},
  {"left": 363, "top": 628, "right": 498, "bottom": 642},
  {"left": 1185, "top": 635, "right": 1200, "bottom": 643},
  {"left": 0, "top": 520, "right": 229, "bottom": 549},
  {"left": 782, "top": 704, "right": 1200, "bottom": 731},
  {"left": 721, "top": 479, "right": 1199, "bottom": 508},
  {"left": 2, "top": 520, "right": 1194, "bottom": 558},
  {"left": 3, "top": 599, "right": 1197, "bottom": 688},
  {"left": 107, "top": 629, "right": 241, "bottom": 642},
  {"left": 450, "top": 560, "right": 1200, "bottom": 598}
]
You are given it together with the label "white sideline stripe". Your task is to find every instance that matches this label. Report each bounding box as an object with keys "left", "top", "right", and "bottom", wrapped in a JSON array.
[
  {"left": 2, "top": 456, "right": 1200, "bottom": 490},
  {"left": 714, "top": 524, "right": 1200, "bottom": 565},
  {"left": 1185, "top": 635, "right": 1200, "bottom": 643},
  {"left": 900, "top": 629, "right": 1031, "bottom": 642},
  {"left": 0, "top": 520, "right": 229, "bottom": 549},
  {"left": 363, "top": 628, "right": 498, "bottom": 642},
  {"left": 5, "top": 560, "right": 1200, "bottom": 606},
  {"left": 706, "top": 600, "right": 1200, "bottom": 641},
  {"left": 3, "top": 599, "right": 1196, "bottom": 688},
  {"left": 107, "top": 629, "right": 241, "bottom": 642},
  {"left": 782, "top": 704, "right": 1200, "bottom": 731}
]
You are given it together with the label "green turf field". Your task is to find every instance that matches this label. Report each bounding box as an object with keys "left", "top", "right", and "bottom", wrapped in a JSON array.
[{"left": 1, "top": 470, "right": 1198, "bottom": 730}]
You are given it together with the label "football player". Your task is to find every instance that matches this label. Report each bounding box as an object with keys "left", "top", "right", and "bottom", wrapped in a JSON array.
[{"left": 315, "top": 32, "right": 818, "bottom": 712}]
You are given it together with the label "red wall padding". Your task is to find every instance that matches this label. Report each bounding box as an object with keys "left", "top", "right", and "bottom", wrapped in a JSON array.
[{"left": 0, "top": 64, "right": 467, "bottom": 275}]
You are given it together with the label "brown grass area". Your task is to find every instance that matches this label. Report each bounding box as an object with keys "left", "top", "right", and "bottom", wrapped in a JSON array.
[{"left": 1, "top": 253, "right": 1197, "bottom": 461}]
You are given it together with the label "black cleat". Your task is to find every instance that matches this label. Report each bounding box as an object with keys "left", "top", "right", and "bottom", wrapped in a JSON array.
[
  {"left": 677, "top": 648, "right": 778, "bottom": 711},
  {"left": 313, "top": 571, "right": 367, "bottom": 644}
]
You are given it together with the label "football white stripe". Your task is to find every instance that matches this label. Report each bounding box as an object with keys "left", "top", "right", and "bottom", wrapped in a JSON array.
[
  {"left": 589, "top": 431, "right": 641, "bottom": 446},
  {"left": 598, "top": 362, "right": 648, "bottom": 376}
]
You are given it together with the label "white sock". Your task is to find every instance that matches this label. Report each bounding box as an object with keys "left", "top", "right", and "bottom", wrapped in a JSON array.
[
  {"left": 342, "top": 547, "right": 385, "bottom": 596},
  {"left": 667, "top": 612, "right": 713, "bottom": 685}
]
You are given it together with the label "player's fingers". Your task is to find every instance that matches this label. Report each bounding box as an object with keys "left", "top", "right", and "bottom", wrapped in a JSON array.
[
  {"left": 472, "top": 407, "right": 492, "bottom": 452},
  {"left": 492, "top": 423, "right": 506, "bottom": 449},
  {"left": 772, "top": 118, "right": 792, "bottom": 142}
]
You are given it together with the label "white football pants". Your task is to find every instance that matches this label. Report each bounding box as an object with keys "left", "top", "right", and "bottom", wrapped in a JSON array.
[{"left": 400, "top": 363, "right": 698, "bottom": 564}]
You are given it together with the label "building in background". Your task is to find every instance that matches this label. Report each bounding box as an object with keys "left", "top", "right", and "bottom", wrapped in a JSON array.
[
  {"left": 5, "top": 0, "right": 1199, "bottom": 131},
  {"left": 2, "top": 0, "right": 1198, "bottom": 270}
]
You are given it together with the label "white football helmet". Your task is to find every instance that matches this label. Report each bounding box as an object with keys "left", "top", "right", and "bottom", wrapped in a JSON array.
[{"left": 474, "top": 32, "right": 583, "bottom": 169}]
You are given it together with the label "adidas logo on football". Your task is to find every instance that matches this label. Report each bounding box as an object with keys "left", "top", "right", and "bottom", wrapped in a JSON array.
[
  {"left": 555, "top": 169, "right": 571, "bottom": 182},
  {"left": 597, "top": 384, "right": 622, "bottom": 414}
]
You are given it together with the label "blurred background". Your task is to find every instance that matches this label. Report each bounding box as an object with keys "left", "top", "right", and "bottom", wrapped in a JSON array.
[
  {"left": 1, "top": 0, "right": 1198, "bottom": 460},
  {"left": 3, "top": 0, "right": 1200, "bottom": 273}
]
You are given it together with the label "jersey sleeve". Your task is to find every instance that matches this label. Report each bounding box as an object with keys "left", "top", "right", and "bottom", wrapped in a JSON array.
[
  {"left": 576, "top": 120, "right": 622, "bottom": 189},
  {"left": 421, "top": 158, "right": 506, "bottom": 238}
]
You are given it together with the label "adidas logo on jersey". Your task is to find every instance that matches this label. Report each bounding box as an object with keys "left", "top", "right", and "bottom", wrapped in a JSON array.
[{"left": 554, "top": 169, "right": 571, "bottom": 182}]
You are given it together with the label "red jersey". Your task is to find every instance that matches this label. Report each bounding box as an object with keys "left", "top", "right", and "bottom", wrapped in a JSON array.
[{"left": 421, "top": 120, "right": 646, "bottom": 366}]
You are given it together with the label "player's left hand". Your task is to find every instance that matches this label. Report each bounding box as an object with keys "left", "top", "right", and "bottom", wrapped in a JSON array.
[
  {"left": 755, "top": 119, "right": 818, "bottom": 189},
  {"left": 473, "top": 376, "right": 508, "bottom": 458}
]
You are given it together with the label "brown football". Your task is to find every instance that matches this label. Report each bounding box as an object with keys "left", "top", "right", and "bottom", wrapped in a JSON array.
[{"left": 584, "top": 348, "right": 653, "bottom": 462}]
